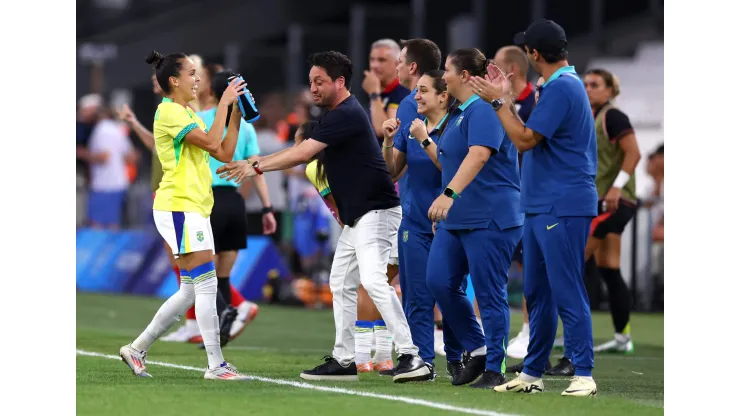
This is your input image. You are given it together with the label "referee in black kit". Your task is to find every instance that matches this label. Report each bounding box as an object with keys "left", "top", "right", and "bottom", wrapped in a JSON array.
[{"left": 216, "top": 51, "right": 431, "bottom": 383}]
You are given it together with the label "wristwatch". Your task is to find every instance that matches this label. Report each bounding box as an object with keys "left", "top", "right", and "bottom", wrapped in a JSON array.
[
  {"left": 443, "top": 187, "right": 460, "bottom": 200},
  {"left": 251, "top": 160, "right": 263, "bottom": 175},
  {"left": 369, "top": 93, "right": 381, "bottom": 101},
  {"left": 261, "top": 206, "right": 274, "bottom": 214},
  {"left": 491, "top": 98, "right": 504, "bottom": 111},
  {"left": 420, "top": 138, "right": 432, "bottom": 149}
]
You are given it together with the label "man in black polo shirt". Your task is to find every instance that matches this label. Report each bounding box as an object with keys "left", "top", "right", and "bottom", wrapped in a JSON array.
[{"left": 216, "top": 51, "right": 430, "bottom": 384}]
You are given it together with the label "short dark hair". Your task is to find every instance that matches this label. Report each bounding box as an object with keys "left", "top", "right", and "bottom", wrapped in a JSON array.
[
  {"left": 539, "top": 49, "right": 568, "bottom": 64},
  {"left": 400, "top": 38, "right": 441, "bottom": 76},
  {"left": 307, "top": 51, "right": 353, "bottom": 86},
  {"left": 145, "top": 50, "right": 189, "bottom": 94}
]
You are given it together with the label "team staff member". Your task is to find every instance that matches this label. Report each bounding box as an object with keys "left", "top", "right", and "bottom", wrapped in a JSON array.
[
  {"left": 584, "top": 68, "right": 641, "bottom": 354},
  {"left": 423, "top": 48, "right": 523, "bottom": 389},
  {"left": 383, "top": 38, "right": 466, "bottom": 376},
  {"left": 121, "top": 50, "right": 248, "bottom": 380},
  {"left": 217, "top": 51, "right": 430, "bottom": 383},
  {"left": 477, "top": 20, "right": 598, "bottom": 396},
  {"left": 364, "top": 39, "right": 410, "bottom": 146},
  {"left": 296, "top": 121, "right": 396, "bottom": 374},
  {"left": 381, "top": 69, "right": 466, "bottom": 380}
]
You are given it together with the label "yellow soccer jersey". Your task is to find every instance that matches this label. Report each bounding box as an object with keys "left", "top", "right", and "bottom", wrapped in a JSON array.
[
  {"left": 152, "top": 98, "right": 214, "bottom": 217},
  {"left": 305, "top": 160, "right": 331, "bottom": 197}
]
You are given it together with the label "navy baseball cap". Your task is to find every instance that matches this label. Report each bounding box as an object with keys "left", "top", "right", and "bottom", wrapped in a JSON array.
[{"left": 514, "top": 19, "right": 568, "bottom": 55}]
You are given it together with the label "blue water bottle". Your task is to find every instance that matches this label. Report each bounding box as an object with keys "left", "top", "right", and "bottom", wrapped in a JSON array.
[{"left": 227, "top": 74, "right": 260, "bottom": 123}]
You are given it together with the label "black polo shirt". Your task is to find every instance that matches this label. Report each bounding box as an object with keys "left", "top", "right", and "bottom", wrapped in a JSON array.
[{"left": 311, "top": 95, "right": 400, "bottom": 226}]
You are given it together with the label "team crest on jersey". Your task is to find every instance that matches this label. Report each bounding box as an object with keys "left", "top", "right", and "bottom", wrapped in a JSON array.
[
  {"left": 456, "top": 116, "right": 464, "bottom": 126},
  {"left": 403, "top": 230, "right": 408, "bottom": 242},
  {"left": 196, "top": 231, "right": 204, "bottom": 242}
]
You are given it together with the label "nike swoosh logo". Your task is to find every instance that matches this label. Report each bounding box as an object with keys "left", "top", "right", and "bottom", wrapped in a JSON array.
[
  {"left": 506, "top": 385, "right": 520, "bottom": 391},
  {"left": 546, "top": 223, "right": 559, "bottom": 230}
]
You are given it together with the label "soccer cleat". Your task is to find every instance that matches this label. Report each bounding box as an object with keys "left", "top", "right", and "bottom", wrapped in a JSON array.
[
  {"left": 161, "top": 322, "right": 201, "bottom": 343},
  {"left": 594, "top": 336, "right": 634, "bottom": 354},
  {"left": 451, "top": 354, "right": 486, "bottom": 386},
  {"left": 373, "top": 359, "right": 393, "bottom": 372},
  {"left": 204, "top": 362, "right": 249, "bottom": 380},
  {"left": 230, "top": 301, "right": 259, "bottom": 340},
  {"left": 506, "top": 360, "right": 552, "bottom": 374},
  {"left": 392, "top": 354, "right": 433, "bottom": 383},
  {"left": 506, "top": 330, "right": 529, "bottom": 360},
  {"left": 493, "top": 375, "right": 544, "bottom": 393},
  {"left": 119, "top": 344, "right": 152, "bottom": 378},
  {"left": 545, "top": 357, "right": 575, "bottom": 377},
  {"left": 300, "top": 356, "right": 359, "bottom": 381},
  {"left": 561, "top": 376, "right": 597, "bottom": 397},
  {"left": 434, "top": 328, "right": 446, "bottom": 357},
  {"left": 446, "top": 360, "right": 464, "bottom": 379},
  {"left": 378, "top": 366, "right": 396, "bottom": 376},
  {"left": 357, "top": 362, "right": 374, "bottom": 373},
  {"left": 470, "top": 370, "right": 506, "bottom": 389},
  {"left": 219, "top": 306, "right": 238, "bottom": 347}
]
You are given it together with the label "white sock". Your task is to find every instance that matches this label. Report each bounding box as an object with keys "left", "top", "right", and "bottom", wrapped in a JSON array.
[
  {"left": 373, "top": 320, "right": 393, "bottom": 363},
  {"left": 470, "top": 345, "right": 487, "bottom": 357},
  {"left": 578, "top": 376, "right": 594, "bottom": 381},
  {"left": 521, "top": 323, "right": 530, "bottom": 335},
  {"left": 132, "top": 280, "right": 195, "bottom": 352},
  {"left": 192, "top": 263, "right": 225, "bottom": 369},
  {"left": 354, "top": 321, "right": 374, "bottom": 365},
  {"left": 520, "top": 372, "right": 541, "bottom": 383}
]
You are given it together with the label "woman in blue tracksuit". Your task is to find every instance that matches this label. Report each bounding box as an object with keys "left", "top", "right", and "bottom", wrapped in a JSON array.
[
  {"left": 423, "top": 48, "right": 523, "bottom": 388},
  {"left": 380, "top": 70, "right": 465, "bottom": 379}
]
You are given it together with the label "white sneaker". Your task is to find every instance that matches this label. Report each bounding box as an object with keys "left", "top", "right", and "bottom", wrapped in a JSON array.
[
  {"left": 204, "top": 362, "right": 250, "bottom": 380},
  {"left": 229, "top": 301, "right": 260, "bottom": 340},
  {"left": 561, "top": 376, "right": 597, "bottom": 397},
  {"left": 493, "top": 375, "right": 544, "bottom": 393},
  {"left": 507, "top": 330, "right": 529, "bottom": 360},
  {"left": 594, "top": 335, "right": 634, "bottom": 354},
  {"left": 434, "top": 328, "right": 446, "bottom": 357},
  {"left": 161, "top": 321, "right": 201, "bottom": 343},
  {"left": 119, "top": 344, "right": 152, "bottom": 378}
]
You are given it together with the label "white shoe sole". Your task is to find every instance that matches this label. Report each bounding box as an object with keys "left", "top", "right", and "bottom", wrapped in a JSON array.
[
  {"left": 204, "top": 372, "right": 249, "bottom": 381},
  {"left": 299, "top": 373, "right": 359, "bottom": 381}
]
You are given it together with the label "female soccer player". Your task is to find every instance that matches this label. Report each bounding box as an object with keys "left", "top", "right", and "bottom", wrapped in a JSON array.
[
  {"left": 380, "top": 70, "right": 466, "bottom": 379},
  {"left": 295, "top": 121, "right": 396, "bottom": 374},
  {"left": 120, "top": 50, "right": 248, "bottom": 380},
  {"left": 424, "top": 49, "right": 523, "bottom": 388},
  {"left": 583, "top": 69, "right": 641, "bottom": 353}
]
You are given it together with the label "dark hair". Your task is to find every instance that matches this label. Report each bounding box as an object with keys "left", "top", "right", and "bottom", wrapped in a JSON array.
[
  {"left": 447, "top": 48, "right": 487, "bottom": 78},
  {"left": 300, "top": 121, "right": 326, "bottom": 180},
  {"left": 585, "top": 68, "right": 621, "bottom": 98},
  {"left": 145, "top": 50, "right": 189, "bottom": 95},
  {"left": 400, "top": 38, "right": 441, "bottom": 76},
  {"left": 422, "top": 70, "right": 456, "bottom": 135},
  {"left": 210, "top": 69, "right": 240, "bottom": 124},
  {"left": 539, "top": 49, "right": 568, "bottom": 64},
  {"left": 307, "top": 51, "right": 353, "bottom": 87}
]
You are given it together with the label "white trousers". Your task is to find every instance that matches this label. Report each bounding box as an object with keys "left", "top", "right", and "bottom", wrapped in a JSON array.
[{"left": 330, "top": 206, "right": 418, "bottom": 365}]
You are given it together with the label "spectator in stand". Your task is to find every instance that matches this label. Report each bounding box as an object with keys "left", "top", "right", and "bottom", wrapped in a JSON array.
[
  {"left": 645, "top": 144, "right": 664, "bottom": 242},
  {"left": 87, "top": 100, "right": 137, "bottom": 229},
  {"left": 77, "top": 94, "right": 103, "bottom": 181}
]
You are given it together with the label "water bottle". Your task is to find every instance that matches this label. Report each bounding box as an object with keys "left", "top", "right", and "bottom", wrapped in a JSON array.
[{"left": 227, "top": 74, "right": 260, "bottom": 123}]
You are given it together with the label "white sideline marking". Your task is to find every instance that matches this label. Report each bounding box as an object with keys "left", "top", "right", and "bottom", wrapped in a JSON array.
[{"left": 77, "top": 349, "right": 517, "bottom": 416}]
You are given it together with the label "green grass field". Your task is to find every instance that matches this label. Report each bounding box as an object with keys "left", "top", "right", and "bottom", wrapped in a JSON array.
[{"left": 76, "top": 293, "right": 663, "bottom": 416}]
